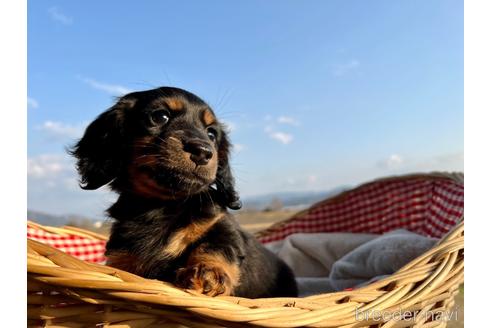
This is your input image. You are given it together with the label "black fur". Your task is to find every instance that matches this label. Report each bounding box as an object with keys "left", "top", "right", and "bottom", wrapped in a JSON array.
[{"left": 70, "top": 87, "right": 297, "bottom": 298}]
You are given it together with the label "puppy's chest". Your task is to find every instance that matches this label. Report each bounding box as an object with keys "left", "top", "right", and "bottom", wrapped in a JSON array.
[
  {"left": 161, "top": 212, "right": 226, "bottom": 258},
  {"left": 105, "top": 209, "right": 227, "bottom": 277}
]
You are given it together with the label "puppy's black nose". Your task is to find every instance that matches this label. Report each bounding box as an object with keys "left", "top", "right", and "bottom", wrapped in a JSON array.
[{"left": 183, "top": 140, "right": 213, "bottom": 165}]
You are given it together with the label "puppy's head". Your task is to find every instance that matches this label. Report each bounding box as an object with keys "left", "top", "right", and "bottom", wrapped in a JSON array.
[{"left": 70, "top": 87, "right": 241, "bottom": 209}]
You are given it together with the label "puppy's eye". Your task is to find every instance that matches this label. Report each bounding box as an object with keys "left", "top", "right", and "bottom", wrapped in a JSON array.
[
  {"left": 149, "top": 109, "right": 170, "bottom": 126},
  {"left": 207, "top": 128, "right": 218, "bottom": 142}
]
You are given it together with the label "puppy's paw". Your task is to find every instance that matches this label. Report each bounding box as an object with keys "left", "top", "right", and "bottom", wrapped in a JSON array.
[{"left": 175, "top": 263, "right": 233, "bottom": 296}]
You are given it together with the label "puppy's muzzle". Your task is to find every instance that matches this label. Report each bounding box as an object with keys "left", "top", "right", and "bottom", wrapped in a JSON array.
[{"left": 183, "top": 139, "right": 213, "bottom": 166}]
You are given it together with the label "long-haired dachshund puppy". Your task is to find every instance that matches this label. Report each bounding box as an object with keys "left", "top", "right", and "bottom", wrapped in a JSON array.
[{"left": 71, "top": 87, "right": 298, "bottom": 298}]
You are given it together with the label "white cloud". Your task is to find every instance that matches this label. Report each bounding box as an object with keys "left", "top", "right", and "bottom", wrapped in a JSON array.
[
  {"left": 28, "top": 153, "right": 116, "bottom": 218},
  {"left": 81, "top": 77, "right": 132, "bottom": 95},
  {"left": 307, "top": 175, "right": 318, "bottom": 184},
  {"left": 38, "top": 120, "right": 86, "bottom": 140},
  {"left": 233, "top": 143, "right": 245, "bottom": 152},
  {"left": 378, "top": 154, "right": 404, "bottom": 169},
  {"left": 333, "top": 59, "right": 360, "bottom": 77},
  {"left": 277, "top": 116, "right": 300, "bottom": 126},
  {"left": 264, "top": 125, "right": 294, "bottom": 145},
  {"left": 28, "top": 154, "right": 72, "bottom": 178},
  {"left": 387, "top": 154, "right": 404, "bottom": 167},
  {"left": 269, "top": 131, "right": 293, "bottom": 145},
  {"left": 48, "top": 7, "right": 73, "bottom": 25},
  {"left": 27, "top": 97, "right": 39, "bottom": 109}
]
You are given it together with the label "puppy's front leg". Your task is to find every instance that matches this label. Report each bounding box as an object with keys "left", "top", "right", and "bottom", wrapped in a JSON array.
[{"left": 175, "top": 245, "right": 240, "bottom": 296}]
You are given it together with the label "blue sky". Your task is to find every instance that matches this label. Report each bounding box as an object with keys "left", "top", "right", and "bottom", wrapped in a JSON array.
[{"left": 27, "top": 1, "right": 464, "bottom": 218}]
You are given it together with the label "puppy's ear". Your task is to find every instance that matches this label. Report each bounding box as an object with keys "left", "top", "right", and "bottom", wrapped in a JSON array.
[
  {"left": 70, "top": 97, "right": 135, "bottom": 190},
  {"left": 215, "top": 126, "right": 242, "bottom": 210}
]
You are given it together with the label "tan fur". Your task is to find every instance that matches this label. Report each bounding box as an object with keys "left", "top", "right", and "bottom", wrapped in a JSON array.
[
  {"left": 129, "top": 138, "right": 173, "bottom": 199},
  {"left": 131, "top": 169, "right": 175, "bottom": 200},
  {"left": 128, "top": 135, "right": 219, "bottom": 200},
  {"left": 202, "top": 108, "right": 216, "bottom": 125},
  {"left": 163, "top": 213, "right": 225, "bottom": 258},
  {"left": 176, "top": 246, "right": 241, "bottom": 296},
  {"left": 165, "top": 98, "right": 184, "bottom": 111}
]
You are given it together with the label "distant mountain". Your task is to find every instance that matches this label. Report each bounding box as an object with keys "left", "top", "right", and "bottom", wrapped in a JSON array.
[
  {"left": 28, "top": 186, "right": 350, "bottom": 225},
  {"left": 241, "top": 186, "right": 349, "bottom": 210},
  {"left": 27, "top": 210, "right": 98, "bottom": 227}
]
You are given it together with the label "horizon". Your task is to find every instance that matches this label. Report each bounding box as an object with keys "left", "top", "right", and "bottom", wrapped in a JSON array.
[{"left": 28, "top": 1, "right": 463, "bottom": 218}]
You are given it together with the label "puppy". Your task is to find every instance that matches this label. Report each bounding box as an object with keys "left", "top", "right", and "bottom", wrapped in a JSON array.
[{"left": 71, "top": 87, "right": 298, "bottom": 298}]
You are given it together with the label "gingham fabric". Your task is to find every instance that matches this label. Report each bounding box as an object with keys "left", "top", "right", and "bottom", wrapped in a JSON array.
[
  {"left": 257, "top": 176, "right": 464, "bottom": 244},
  {"left": 27, "top": 226, "right": 107, "bottom": 263}
]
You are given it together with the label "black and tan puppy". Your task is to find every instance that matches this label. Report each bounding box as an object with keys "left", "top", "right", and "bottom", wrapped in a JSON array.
[{"left": 71, "top": 87, "right": 297, "bottom": 298}]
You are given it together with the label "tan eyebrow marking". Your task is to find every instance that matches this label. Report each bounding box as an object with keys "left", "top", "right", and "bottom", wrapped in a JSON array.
[
  {"left": 165, "top": 98, "right": 184, "bottom": 111},
  {"left": 202, "top": 108, "right": 216, "bottom": 126}
]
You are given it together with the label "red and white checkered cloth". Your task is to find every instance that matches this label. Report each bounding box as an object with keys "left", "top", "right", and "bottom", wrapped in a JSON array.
[
  {"left": 27, "top": 226, "right": 107, "bottom": 263},
  {"left": 257, "top": 175, "right": 464, "bottom": 244}
]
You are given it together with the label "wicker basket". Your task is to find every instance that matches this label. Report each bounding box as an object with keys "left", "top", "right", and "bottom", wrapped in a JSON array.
[{"left": 27, "top": 172, "right": 464, "bottom": 328}]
